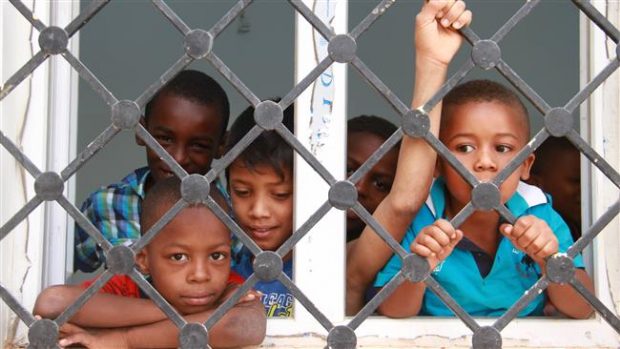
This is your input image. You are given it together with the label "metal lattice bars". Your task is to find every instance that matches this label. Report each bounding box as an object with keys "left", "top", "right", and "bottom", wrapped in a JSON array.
[{"left": 1, "top": 1, "right": 620, "bottom": 348}]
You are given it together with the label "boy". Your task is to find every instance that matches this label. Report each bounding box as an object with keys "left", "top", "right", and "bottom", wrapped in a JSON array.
[
  {"left": 527, "top": 137, "right": 582, "bottom": 241},
  {"left": 346, "top": 115, "right": 399, "bottom": 242},
  {"left": 373, "top": 79, "right": 594, "bottom": 318},
  {"left": 35, "top": 177, "right": 266, "bottom": 348},
  {"left": 75, "top": 70, "right": 230, "bottom": 273},
  {"left": 226, "top": 102, "right": 295, "bottom": 317},
  {"left": 346, "top": 0, "right": 472, "bottom": 315}
]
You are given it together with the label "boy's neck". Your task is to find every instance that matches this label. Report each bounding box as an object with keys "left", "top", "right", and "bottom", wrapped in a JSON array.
[
  {"left": 448, "top": 204, "right": 502, "bottom": 257},
  {"left": 144, "top": 172, "right": 155, "bottom": 194}
]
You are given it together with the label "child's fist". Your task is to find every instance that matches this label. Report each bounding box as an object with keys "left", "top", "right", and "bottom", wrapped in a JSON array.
[
  {"left": 416, "top": 0, "right": 472, "bottom": 66},
  {"left": 500, "top": 215, "right": 559, "bottom": 265},
  {"left": 411, "top": 219, "right": 463, "bottom": 271}
]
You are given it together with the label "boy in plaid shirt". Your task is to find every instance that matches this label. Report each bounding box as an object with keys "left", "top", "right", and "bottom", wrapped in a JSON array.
[{"left": 74, "top": 70, "right": 229, "bottom": 272}]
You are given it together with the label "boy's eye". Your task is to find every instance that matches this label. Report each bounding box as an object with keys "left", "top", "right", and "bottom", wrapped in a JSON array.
[
  {"left": 456, "top": 144, "right": 475, "bottom": 153},
  {"left": 154, "top": 135, "right": 173, "bottom": 144},
  {"left": 273, "top": 192, "right": 291, "bottom": 200},
  {"left": 210, "top": 252, "right": 227, "bottom": 261},
  {"left": 191, "top": 142, "right": 211, "bottom": 151},
  {"left": 496, "top": 144, "right": 512, "bottom": 153},
  {"left": 373, "top": 178, "right": 392, "bottom": 193},
  {"left": 170, "top": 253, "right": 188, "bottom": 262},
  {"left": 232, "top": 188, "right": 250, "bottom": 197},
  {"left": 346, "top": 163, "right": 357, "bottom": 176}
]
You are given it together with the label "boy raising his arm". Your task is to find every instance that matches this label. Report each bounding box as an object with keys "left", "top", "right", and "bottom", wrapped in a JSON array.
[
  {"left": 374, "top": 80, "right": 593, "bottom": 318},
  {"left": 346, "top": 0, "right": 472, "bottom": 314}
]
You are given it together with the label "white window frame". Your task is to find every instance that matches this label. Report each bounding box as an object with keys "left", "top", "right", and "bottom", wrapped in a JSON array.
[{"left": 26, "top": 0, "right": 619, "bottom": 347}]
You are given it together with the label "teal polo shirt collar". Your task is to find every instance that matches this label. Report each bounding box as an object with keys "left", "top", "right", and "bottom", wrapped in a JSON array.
[{"left": 424, "top": 178, "right": 549, "bottom": 219}]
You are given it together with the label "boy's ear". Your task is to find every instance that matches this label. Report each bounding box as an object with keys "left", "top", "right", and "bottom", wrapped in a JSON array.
[
  {"left": 135, "top": 249, "right": 150, "bottom": 275},
  {"left": 519, "top": 153, "right": 536, "bottom": 181},
  {"left": 434, "top": 158, "right": 442, "bottom": 178},
  {"left": 217, "top": 130, "right": 229, "bottom": 158},
  {"left": 135, "top": 117, "right": 147, "bottom": 147}
]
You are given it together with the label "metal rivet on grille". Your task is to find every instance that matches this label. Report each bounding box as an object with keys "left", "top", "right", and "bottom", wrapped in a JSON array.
[
  {"left": 471, "top": 182, "right": 501, "bottom": 211},
  {"left": 27, "top": 319, "right": 58, "bottom": 349},
  {"left": 546, "top": 254, "right": 576, "bottom": 284},
  {"left": 402, "top": 109, "right": 430, "bottom": 138},
  {"left": 38, "top": 26, "right": 68, "bottom": 55},
  {"left": 111, "top": 100, "right": 141, "bottom": 129},
  {"left": 328, "top": 181, "right": 358, "bottom": 210},
  {"left": 184, "top": 29, "right": 213, "bottom": 59},
  {"left": 472, "top": 326, "right": 502, "bottom": 349},
  {"left": 402, "top": 253, "right": 430, "bottom": 283},
  {"left": 106, "top": 245, "right": 136, "bottom": 275},
  {"left": 253, "top": 251, "right": 283, "bottom": 282},
  {"left": 326, "top": 325, "right": 357, "bottom": 349},
  {"left": 34, "top": 172, "right": 64, "bottom": 201},
  {"left": 254, "top": 100, "right": 283, "bottom": 130},
  {"left": 544, "top": 108, "right": 573, "bottom": 137},
  {"left": 181, "top": 174, "right": 210, "bottom": 204},
  {"left": 328, "top": 34, "right": 357, "bottom": 63},
  {"left": 179, "top": 323, "right": 208, "bottom": 349},
  {"left": 471, "top": 40, "right": 501, "bottom": 70}
]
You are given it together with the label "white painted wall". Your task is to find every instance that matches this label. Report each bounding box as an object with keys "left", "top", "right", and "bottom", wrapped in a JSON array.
[
  {"left": 1, "top": 1, "right": 78, "bottom": 345},
  {"left": 1, "top": 1, "right": 50, "bottom": 345}
]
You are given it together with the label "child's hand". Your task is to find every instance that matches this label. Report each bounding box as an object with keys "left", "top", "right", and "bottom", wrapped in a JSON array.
[
  {"left": 500, "top": 215, "right": 559, "bottom": 266},
  {"left": 416, "top": 0, "right": 472, "bottom": 67},
  {"left": 221, "top": 283, "right": 262, "bottom": 304},
  {"left": 238, "top": 289, "right": 262, "bottom": 304},
  {"left": 411, "top": 219, "right": 463, "bottom": 271},
  {"left": 59, "top": 322, "right": 129, "bottom": 349}
]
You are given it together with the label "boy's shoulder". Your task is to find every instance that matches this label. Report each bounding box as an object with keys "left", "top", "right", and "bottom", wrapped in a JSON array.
[
  {"left": 506, "top": 181, "right": 550, "bottom": 216},
  {"left": 84, "top": 167, "right": 150, "bottom": 203}
]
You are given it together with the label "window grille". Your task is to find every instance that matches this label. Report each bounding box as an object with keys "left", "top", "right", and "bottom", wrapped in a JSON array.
[{"left": 1, "top": 0, "right": 619, "bottom": 348}]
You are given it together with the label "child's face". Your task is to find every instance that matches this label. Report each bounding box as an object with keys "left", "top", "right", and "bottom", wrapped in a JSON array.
[
  {"left": 140, "top": 93, "right": 224, "bottom": 183},
  {"left": 228, "top": 162, "right": 293, "bottom": 253},
  {"left": 346, "top": 131, "right": 398, "bottom": 236},
  {"left": 136, "top": 206, "right": 231, "bottom": 315},
  {"left": 535, "top": 149, "right": 581, "bottom": 227},
  {"left": 438, "top": 101, "right": 534, "bottom": 214}
]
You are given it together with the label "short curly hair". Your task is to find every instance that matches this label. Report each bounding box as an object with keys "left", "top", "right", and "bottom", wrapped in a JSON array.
[{"left": 442, "top": 79, "right": 530, "bottom": 138}]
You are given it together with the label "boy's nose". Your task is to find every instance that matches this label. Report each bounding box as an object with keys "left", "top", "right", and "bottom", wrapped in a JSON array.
[
  {"left": 474, "top": 151, "right": 497, "bottom": 172},
  {"left": 249, "top": 198, "right": 270, "bottom": 219},
  {"left": 188, "top": 261, "right": 211, "bottom": 283},
  {"left": 171, "top": 146, "right": 190, "bottom": 168},
  {"left": 354, "top": 178, "right": 368, "bottom": 200}
]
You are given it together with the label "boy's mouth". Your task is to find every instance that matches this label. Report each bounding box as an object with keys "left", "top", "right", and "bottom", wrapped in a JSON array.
[
  {"left": 182, "top": 293, "right": 215, "bottom": 306},
  {"left": 249, "top": 227, "right": 275, "bottom": 240}
]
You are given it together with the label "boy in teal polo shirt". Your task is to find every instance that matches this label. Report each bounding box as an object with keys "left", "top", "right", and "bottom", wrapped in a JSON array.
[{"left": 374, "top": 80, "right": 594, "bottom": 318}]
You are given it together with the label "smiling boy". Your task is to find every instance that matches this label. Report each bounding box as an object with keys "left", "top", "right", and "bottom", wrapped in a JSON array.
[
  {"left": 75, "top": 70, "right": 230, "bottom": 273},
  {"left": 226, "top": 102, "right": 295, "bottom": 317}
]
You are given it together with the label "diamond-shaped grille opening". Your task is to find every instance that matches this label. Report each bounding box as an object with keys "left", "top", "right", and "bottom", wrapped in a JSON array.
[
  {"left": 76, "top": 2, "right": 185, "bottom": 97},
  {"left": 204, "top": 2, "right": 295, "bottom": 101},
  {"left": 498, "top": 1, "right": 580, "bottom": 108}
]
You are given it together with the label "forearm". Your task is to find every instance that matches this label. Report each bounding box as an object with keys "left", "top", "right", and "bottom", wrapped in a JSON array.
[
  {"left": 125, "top": 300, "right": 266, "bottom": 349},
  {"left": 34, "top": 285, "right": 167, "bottom": 327},
  {"left": 346, "top": 198, "right": 417, "bottom": 314},
  {"left": 346, "top": 57, "right": 451, "bottom": 315},
  {"left": 377, "top": 281, "right": 426, "bottom": 318},
  {"left": 546, "top": 269, "right": 594, "bottom": 319}
]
